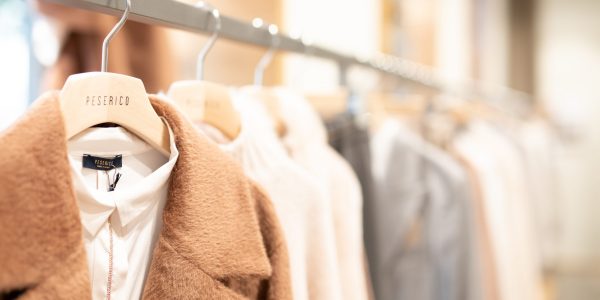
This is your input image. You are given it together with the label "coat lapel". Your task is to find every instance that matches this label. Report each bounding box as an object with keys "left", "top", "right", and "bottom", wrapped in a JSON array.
[
  {"left": 0, "top": 92, "right": 273, "bottom": 299},
  {"left": 0, "top": 92, "right": 91, "bottom": 299},
  {"left": 142, "top": 97, "right": 272, "bottom": 298}
]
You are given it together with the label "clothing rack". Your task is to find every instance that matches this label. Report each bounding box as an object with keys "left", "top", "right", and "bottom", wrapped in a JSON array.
[{"left": 45, "top": 0, "right": 533, "bottom": 111}]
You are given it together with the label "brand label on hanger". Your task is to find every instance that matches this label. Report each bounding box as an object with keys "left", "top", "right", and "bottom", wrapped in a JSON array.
[
  {"left": 85, "top": 95, "right": 130, "bottom": 106},
  {"left": 82, "top": 154, "right": 123, "bottom": 170}
]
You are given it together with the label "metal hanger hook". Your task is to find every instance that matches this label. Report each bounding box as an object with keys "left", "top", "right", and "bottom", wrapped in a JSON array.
[
  {"left": 254, "top": 23, "right": 280, "bottom": 86},
  {"left": 101, "top": 0, "right": 131, "bottom": 72},
  {"left": 196, "top": 2, "right": 221, "bottom": 80}
]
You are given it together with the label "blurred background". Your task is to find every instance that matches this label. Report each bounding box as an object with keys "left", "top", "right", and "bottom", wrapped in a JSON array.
[{"left": 1, "top": 0, "right": 599, "bottom": 299}]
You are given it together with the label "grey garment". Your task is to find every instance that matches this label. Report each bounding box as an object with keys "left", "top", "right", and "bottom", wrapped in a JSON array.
[
  {"left": 370, "top": 120, "right": 481, "bottom": 300},
  {"left": 325, "top": 113, "right": 374, "bottom": 206},
  {"left": 325, "top": 113, "right": 378, "bottom": 286}
]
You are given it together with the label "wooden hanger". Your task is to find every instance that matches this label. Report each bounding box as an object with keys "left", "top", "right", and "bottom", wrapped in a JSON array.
[
  {"left": 249, "top": 23, "right": 287, "bottom": 137},
  {"left": 367, "top": 92, "right": 429, "bottom": 124},
  {"left": 304, "top": 88, "right": 349, "bottom": 119},
  {"left": 435, "top": 95, "right": 477, "bottom": 127},
  {"left": 167, "top": 6, "right": 240, "bottom": 140},
  {"left": 168, "top": 80, "right": 240, "bottom": 139},
  {"left": 59, "top": 0, "right": 170, "bottom": 156},
  {"left": 247, "top": 87, "right": 287, "bottom": 137}
]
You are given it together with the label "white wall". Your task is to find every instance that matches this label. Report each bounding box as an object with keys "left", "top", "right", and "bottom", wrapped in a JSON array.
[
  {"left": 536, "top": 0, "right": 600, "bottom": 268},
  {"left": 434, "top": 0, "right": 511, "bottom": 88},
  {"left": 434, "top": 0, "right": 474, "bottom": 83},
  {"left": 281, "top": 0, "right": 381, "bottom": 91},
  {"left": 0, "top": 1, "right": 30, "bottom": 130},
  {"left": 476, "top": 0, "right": 509, "bottom": 86}
]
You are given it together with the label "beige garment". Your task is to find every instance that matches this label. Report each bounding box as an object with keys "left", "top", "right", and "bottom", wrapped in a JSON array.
[
  {"left": 450, "top": 148, "right": 499, "bottom": 300},
  {"left": 274, "top": 88, "right": 369, "bottom": 300},
  {"left": 516, "top": 119, "right": 560, "bottom": 270},
  {"left": 196, "top": 91, "right": 343, "bottom": 300},
  {"left": 452, "top": 121, "right": 543, "bottom": 300},
  {"left": 0, "top": 92, "right": 292, "bottom": 299}
]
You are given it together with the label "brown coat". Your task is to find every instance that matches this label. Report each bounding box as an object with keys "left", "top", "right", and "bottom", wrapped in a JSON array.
[{"left": 0, "top": 92, "right": 292, "bottom": 299}]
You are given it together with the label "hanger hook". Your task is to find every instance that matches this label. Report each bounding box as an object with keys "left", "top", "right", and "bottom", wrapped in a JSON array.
[
  {"left": 254, "top": 23, "right": 280, "bottom": 86},
  {"left": 196, "top": 2, "right": 221, "bottom": 80},
  {"left": 101, "top": 0, "right": 131, "bottom": 72}
]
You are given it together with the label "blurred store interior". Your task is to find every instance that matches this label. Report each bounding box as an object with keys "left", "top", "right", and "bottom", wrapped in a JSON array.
[{"left": 1, "top": 0, "right": 599, "bottom": 299}]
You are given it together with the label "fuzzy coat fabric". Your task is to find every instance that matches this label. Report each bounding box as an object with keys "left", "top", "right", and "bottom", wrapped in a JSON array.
[{"left": 0, "top": 92, "right": 292, "bottom": 300}]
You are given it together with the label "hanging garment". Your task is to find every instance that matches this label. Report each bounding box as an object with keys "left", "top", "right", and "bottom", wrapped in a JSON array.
[
  {"left": 516, "top": 119, "right": 561, "bottom": 270},
  {"left": 489, "top": 122, "right": 544, "bottom": 277},
  {"left": 274, "top": 88, "right": 370, "bottom": 300},
  {"left": 0, "top": 92, "right": 292, "bottom": 300},
  {"left": 68, "top": 124, "right": 179, "bottom": 300},
  {"left": 370, "top": 119, "right": 480, "bottom": 300},
  {"left": 196, "top": 89, "right": 343, "bottom": 300},
  {"left": 452, "top": 121, "right": 543, "bottom": 300},
  {"left": 449, "top": 152, "right": 500, "bottom": 300},
  {"left": 325, "top": 113, "right": 374, "bottom": 207},
  {"left": 324, "top": 113, "right": 377, "bottom": 296}
]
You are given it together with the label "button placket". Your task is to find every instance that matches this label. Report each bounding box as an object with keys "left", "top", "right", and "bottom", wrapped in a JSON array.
[
  {"left": 109, "top": 216, "right": 129, "bottom": 297},
  {"left": 107, "top": 218, "right": 114, "bottom": 300}
]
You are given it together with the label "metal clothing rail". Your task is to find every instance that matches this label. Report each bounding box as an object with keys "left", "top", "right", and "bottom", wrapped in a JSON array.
[{"left": 45, "top": 0, "right": 533, "bottom": 108}]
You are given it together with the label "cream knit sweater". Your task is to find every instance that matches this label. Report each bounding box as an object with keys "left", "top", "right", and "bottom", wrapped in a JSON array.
[
  {"left": 275, "top": 88, "right": 369, "bottom": 300},
  {"left": 197, "top": 89, "right": 344, "bottom": 300}
]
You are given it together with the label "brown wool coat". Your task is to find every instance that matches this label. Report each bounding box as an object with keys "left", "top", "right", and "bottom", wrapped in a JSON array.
[{"left": 0, "top": 92, "right": 292, "bottom": 300}]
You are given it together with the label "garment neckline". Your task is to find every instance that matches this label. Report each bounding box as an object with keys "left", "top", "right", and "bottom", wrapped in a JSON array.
[{"left": 67, "top": 120, "right": 179, "bottom": 236}]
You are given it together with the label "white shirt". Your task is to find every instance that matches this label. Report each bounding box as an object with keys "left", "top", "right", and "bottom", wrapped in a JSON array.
[
  {"left": 197, "top": 90, "right": 343, "bottom": 300},
  {"left": 67, "top": 123, "right": 179, "bottom": 300}
]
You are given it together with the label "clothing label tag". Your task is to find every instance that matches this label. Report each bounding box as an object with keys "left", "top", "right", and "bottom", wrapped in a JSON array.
[
  {"left": 82, "top": 154, "right": 123, "bottom": 170},
  {"left": 109, "top": 172, "right": 123, "bottom": 192}
]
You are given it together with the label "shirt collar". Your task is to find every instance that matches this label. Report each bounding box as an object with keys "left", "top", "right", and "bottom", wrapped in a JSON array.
[{"left": 67, "top": 119, "right": 179, "bottom": 236}]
